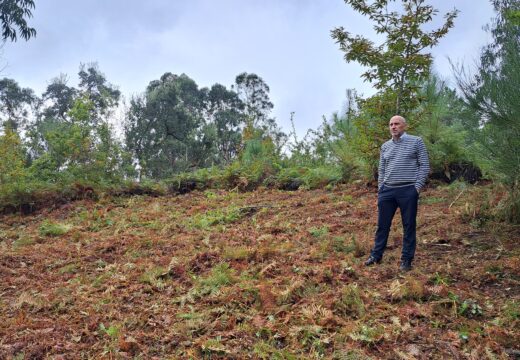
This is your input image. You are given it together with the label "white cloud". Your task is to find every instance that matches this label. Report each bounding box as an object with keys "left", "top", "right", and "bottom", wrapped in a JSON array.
[{"left": 2, "top": 0, "right": 493, "bottom": 137}]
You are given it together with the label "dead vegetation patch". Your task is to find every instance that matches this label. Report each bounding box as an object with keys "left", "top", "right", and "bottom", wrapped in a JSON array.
[{"left": 0, "top": 184, "right": 518, "bottom": 358}]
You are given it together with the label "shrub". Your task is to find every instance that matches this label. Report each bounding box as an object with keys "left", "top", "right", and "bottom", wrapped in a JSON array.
[
  {"left": 302, "top": 166, "right": 343, "bottom": 189},
  {"left": 274, "top": 167, "right": 305, "bottom": 191}
]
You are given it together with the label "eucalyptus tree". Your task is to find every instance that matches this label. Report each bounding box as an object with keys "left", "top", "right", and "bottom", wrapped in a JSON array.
[
  {"left": 0, "top": 0, "right": 36, "bottom": 42},
  {"left": 78, "top": 63, "right": 121, "bottom": 124},
  {"left": 124, "top": 72, "right": 207, "bottom": 178},
  {"left": 233, "top": 72, "right": 286, "bottom": 150},
  {"left": 40, "top": 74, "right": 78, "bottom": 122},
  {"left": 33, "top": 64, "right": 119, "bottom": 130},
  {"left": 0, "top": 77, "right": 35, "bottom": 131},
  {"left": 233, "top": 72, "right": 273, "bottom": 128},
  {"left": 203, "top": 83, "right": 246, "bottom": 164},
  {"left": 27, "top": 65, "right": 124, "bottom": 182}
]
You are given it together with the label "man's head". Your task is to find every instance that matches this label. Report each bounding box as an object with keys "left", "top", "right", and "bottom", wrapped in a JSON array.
[{"left": 389, "top": 115, "right": 407, "bottom": 139}]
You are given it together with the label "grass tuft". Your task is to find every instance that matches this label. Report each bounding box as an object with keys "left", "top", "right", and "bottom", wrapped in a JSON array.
[
  {"left": 334, "top": 283, "right": 365, "bottom": 319},
  {"left": 39, "top": 220, "right": 71, "bottom": 237}
]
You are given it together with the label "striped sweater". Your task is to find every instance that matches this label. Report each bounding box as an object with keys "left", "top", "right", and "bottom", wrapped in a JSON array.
[{"left": 378, "top": 133, "right": 430, "bottom": 191}]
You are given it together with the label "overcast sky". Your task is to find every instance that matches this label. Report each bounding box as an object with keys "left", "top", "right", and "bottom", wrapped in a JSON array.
[{"left": 2, "top": 0, "right": 493, "bottom": 137}]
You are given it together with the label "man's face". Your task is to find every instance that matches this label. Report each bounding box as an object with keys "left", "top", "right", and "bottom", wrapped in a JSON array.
[{"left": 389, "top": 117, "right": 406, "bottom": 138}]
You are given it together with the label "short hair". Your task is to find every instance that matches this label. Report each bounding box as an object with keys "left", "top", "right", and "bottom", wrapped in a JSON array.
[{"left": 390, "top": 115, "right": 406, "bottom": 124}]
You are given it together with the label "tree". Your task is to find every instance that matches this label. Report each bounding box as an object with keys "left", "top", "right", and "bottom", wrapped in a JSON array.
[
  {"left": 0, "top": 77, "right": 35, "bottom": 130},
  {"left": 0, "top": 125, "right": 26, "bottom": 186},
  {"left": 455, "top": 0, "right": 520, "bottom": 222},
  {"left": 39, "top": 74, "right": 78, "bottom": 122},
  {"left": 413, "top": 73, "right": 476, "bottom": 181},
  {"left": 233, "top": 72, "right": 274, "bottom": 128},
  {"left": 0, "top": 0, "right": 36, "bottom": 42},
  {"left": 27, "top": 75, "right": 79, "bottom": 162},
  {"left": 29, "top": 96, "right": 125, "bottom": 184},
  {"left": 25, "top": 65, "right": 125, "bottom": 183},
  {"left": 331, "top": 0, "right": 458, "bottom": 113},
  {"left": 124, "top": 73, "right": 206, "bottom": 178},
  {"left": 203, "top": 83, "right": 246, "bottom": 163},
  {"left": 350, "top": 90, "right": 399, "bottom": 179},
  {"left": 233, "top": 72, "right": 286, "bottom": 151},
  {"left": 27, "top": 65, "right": 120, "bottom": 165},
  {"left": 78, "top": 63, "right": 121, "bottom": 124}
]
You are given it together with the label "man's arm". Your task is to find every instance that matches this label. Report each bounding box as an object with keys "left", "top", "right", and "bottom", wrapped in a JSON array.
[
  {"left": 378, "top": 145, "right": 385, "bottom": 191},
  {"left": 415, "top": 138, "right": 430, "bottom": 192}
]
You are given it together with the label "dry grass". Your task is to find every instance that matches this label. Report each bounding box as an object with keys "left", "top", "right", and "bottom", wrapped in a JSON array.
[{"left": 0, "top": 184, "right": 518, "bottom": 358}]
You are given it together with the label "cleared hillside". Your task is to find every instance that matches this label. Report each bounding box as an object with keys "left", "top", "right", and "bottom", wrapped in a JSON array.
[{"left": 0, "top": 184, "right": 518, "bottom": 359}]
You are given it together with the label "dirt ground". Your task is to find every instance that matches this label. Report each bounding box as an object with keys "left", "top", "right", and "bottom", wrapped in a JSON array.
[{"left": 0, "top": 184, "right": 519, "bottom": 359}]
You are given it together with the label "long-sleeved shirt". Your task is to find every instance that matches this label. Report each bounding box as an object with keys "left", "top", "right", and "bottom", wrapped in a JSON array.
[{"left": 378, "top": 133, "right": 430, "bottom": 191}]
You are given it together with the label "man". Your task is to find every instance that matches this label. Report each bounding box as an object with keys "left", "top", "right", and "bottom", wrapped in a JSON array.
[{"left": 364, "top": 115, "right": 430, "bottom": 271}]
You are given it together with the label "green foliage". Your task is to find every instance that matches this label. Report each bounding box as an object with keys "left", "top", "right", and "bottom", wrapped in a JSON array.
[
  {"left": 413, "top": 73, "right": 478, "bottom": 180},
  {"left": 111, "top": 179, "right": 167, "bottom": 197},
  {"left": 125, "top": 72, "right": 254, "bottom": 179},
  {"left": 78, "top": 63, "right": 121, "bottom": 121},
  {"left": 204, "top": 83, "right": 246, "bottom": 164},
  {"left": 350, "top": 91, "right": 399, "bottom": 179},
  {"left": 223, "top": 127, "right": 281, "bottom": 190},
  {"left": 334, "top": 283, "right": 365, "bottom": 319},
  {"left": 430, "top": 272, "right": 450, "bottom": 286},
  {"left": 0, "top": 78, "right": 35, "bottom": 130},
  {"left": 11, "top": 65, "right": 128, "bottom": 208},
  {"left": 274, "top": 166, "right": 305, "bottom": 190},
  {"left": 189, "top": 206, "right": 245, "bottom": 229},
  {"left": 58, "top": 263, "right": 78, "bottom": 275},
  {"left": 222, "top": 246, "right": 253, "bottom": 260},
  {"left": 29, "top": 96, "right": 125, "bottom": 185},
  {"left": 39, "top": 220, "right": 71, "bottom": 237},
  {"left": 308, "top": 226, "right": 329, "bottom": 238},
  {"left": 0, "top": 62, "right": 350, "bottom": 213},
  {"left": 302, "top": 166, "right": 343, "bottom": 190},
  {"left": 234, "top": 72, "right": 282, "bottom": 141},
  {"left": 332, "top": 0, "right": 458, "bottom": 113},
  {"left": 168, "top": 166, "right": 223, "bottom": 194},
  {"left": 292, "top": 325, "right": 327, "bottom": 355},
  {"left": 0, "top": 126, "right": 27, "bottom": 186},
  {"left": 253, "top": 341, "right": 297, "bottom": 360},
  {"left": 331, "top": 1, "right": 460, "bottom": 180},
  {"left": 445, "top": 292, "right": 484, "bottom": 318},
  {"left": 0, "top": 0, "right": 36, "bottom": 42},
  {"left": 456, "top": 0, "right": 520, "bottom": 222},
  {"left": 198, "top": 263, "right": 236, "bottom": 294},
  {"left": 458, "top": 299, "right": 483, "bottom": 318},
  {"left": 287, "top": 91, "right": 362, "bottom": 181},
  {"left": 331, "top": 236, "right": 359, "bottom": 254},
  {"left": 98, "top": 323, "right": 119, "bottom": 339}
]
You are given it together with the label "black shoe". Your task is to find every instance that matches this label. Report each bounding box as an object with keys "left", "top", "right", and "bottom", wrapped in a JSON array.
[
  {"left": 364, "top": 256, "right": 381, "bottom": 266},
  {"left": 399, "top": 260, "right": 412, "bottom": 272}
]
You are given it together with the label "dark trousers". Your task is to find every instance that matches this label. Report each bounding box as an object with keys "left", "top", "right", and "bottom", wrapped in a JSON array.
[{"left": 370, "top": 184, "right": 418, "bottom": 262}]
